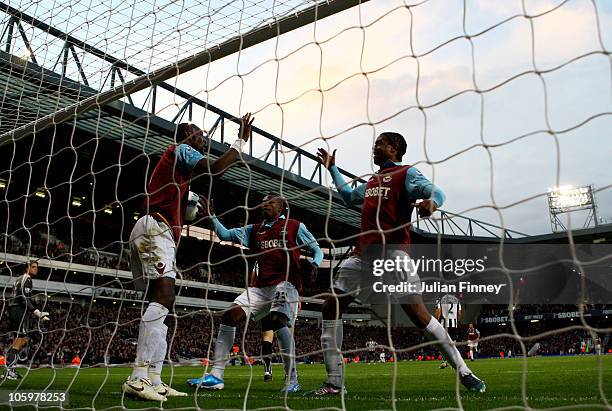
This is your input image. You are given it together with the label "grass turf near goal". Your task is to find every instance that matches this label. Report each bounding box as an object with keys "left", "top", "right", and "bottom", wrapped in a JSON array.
[{"left": 2, "top": 356, "right": 610, "bottom": 410}]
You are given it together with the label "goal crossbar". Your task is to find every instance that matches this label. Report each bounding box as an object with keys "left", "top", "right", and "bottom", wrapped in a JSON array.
[{"left": 0, "top": 0, "right": 369, "bottom": 144}]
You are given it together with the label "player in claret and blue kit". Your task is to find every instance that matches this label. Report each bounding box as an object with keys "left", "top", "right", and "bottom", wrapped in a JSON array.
[
  {"left": 307, "top": 132, "right": 486, "bottom": 396},
  {"left": 186, "top": 194, "right": 323, "bottom": 393},
  {"left": 122, "top": 114, "right": 253, "bottom": 402},
  {"left": 467, "top": 322, "right": 481, "bottom": 361}
]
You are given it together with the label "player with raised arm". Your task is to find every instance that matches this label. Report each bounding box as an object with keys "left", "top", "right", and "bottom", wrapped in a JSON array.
[
  {"left": 467, "top": 322, "right": 481, "bottom": 361},
  {"left": 435, "top": 294, "right": 461, "bottom": 369},
  {"left": 186, "top": 194, "right": 323, "bottom": 393},
  {"left": 3, "top": 260, "right": 49, "bottom": 380},
  {"left": 122, "top": 114, "right": 254, "bottom": 402},
  {"left": 307, "top": 133, "right": 486, "bottom": 396}
]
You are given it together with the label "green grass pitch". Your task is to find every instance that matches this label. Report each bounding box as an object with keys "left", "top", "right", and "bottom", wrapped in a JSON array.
[{"left": 1, "top": 356, "right": 610, "bottom": 410}]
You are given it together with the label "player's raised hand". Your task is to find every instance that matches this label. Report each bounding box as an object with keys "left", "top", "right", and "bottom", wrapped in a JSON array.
[
  {"left": 238, "top": 113, "right": 254, "bottom": 142},
  {"left": 411, "top": 199, "right": 437, "bottom": 218},
  {"left": 316, "top": 148, "right": 336, "bottom": 170},
  {"left": 34, "top": 309, "right": 51, "bottom": 321}
]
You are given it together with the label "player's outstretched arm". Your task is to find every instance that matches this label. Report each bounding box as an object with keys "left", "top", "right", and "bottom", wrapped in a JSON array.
[
  {"left": 316, "top": 147, "right": 365, "bottom": 206},
  {"left": 406, "top": 167, "right": 445, "bottom": 217},
  {"left": 200, "top": 198, "right": 252, "bottom": 247},
  {"left": 195, "top": 113, "right": 254, "bottom": 177}
]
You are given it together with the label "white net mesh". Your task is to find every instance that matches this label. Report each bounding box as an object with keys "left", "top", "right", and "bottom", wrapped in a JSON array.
[
  {"left": 0, "top": 0, "right": 611, "bottom": 409},
  {"left": 6, "top": 0, "right": 314, "bottom": 85}
]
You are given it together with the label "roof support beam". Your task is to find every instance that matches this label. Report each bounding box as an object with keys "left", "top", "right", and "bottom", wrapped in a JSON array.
[{"left": 1, "top": 0, "right": 370, "bottom": 143}]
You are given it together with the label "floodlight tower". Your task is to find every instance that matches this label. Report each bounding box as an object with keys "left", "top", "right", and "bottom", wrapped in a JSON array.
[{"left": 547, "top": 185, "right": 598, "bottom": 232}]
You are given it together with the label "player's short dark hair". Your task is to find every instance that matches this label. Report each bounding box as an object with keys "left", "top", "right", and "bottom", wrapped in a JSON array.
[
  {"left": 264, "top": 192, "right": 288, "bottom": 210},
  {"left": 177, "top": 123, "right": 192, "bottom": 140},
  {"left": 25, "top": 259, "right": 38, "bottom": 271},
  {"left": 381, "top": 132, "right": 407, "bottom": 160},
  {"left": 177, "top": 123, "right": 205, "bottom": 141}
]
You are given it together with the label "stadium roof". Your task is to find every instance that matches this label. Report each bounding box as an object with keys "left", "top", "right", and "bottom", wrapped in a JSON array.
[
  {"left": 0, "top": 2, "right": 533, "bottom": 242},
  {"left": 0, "top": 45, "right": 363, "bottom": 232}
]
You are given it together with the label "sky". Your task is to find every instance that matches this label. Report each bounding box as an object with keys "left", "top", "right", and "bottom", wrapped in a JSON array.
[
  {"left": 9, "top": 0, "right": 612, "bottom": 235},
  {"left": 171, "top": 0, "right": 612, "bottom": 235}
]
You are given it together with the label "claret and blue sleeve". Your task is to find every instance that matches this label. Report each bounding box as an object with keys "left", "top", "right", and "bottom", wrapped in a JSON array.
[
  {"left": 328, "top": 163, "right": 445, "bottom": 208},
  {"left": 210, "top": 215, "right": 323, "bottom": 266}
]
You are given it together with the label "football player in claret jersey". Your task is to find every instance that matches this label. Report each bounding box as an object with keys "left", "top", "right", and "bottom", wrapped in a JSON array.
[
  {"left": 308, "top": 133, "right": 486, "bottom": 395},
  {"left": 435, "top": 294, "right": 462, "bottom": 369},
  {"left": 122, "top": 114, "right": 254, "bottom": 402},
  {"left": 4, "top": 261, "right": 50, "bottom": 380},
  {"left": 186, "top": 194, "right": 323, "bottom": 393},
  {"left": 467, "top": 322, "right": 481, "bottom": 361}
]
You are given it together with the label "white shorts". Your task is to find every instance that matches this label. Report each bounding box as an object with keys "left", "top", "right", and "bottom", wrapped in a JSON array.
[
  {"left": 333, "top": 250, "right": 421, "bottom": 302},
  {"left": 129, "top": 215, "right": 177, "bottom": 291},
  {"left": 468, "top": 341, "right": 479, "bottom": 350},
  {"left": 233, "top": 281, "right": 299, "bottom": 326}
]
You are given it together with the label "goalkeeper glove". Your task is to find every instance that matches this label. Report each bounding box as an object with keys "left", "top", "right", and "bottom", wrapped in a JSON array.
[{"left": 34, "top": 309, "right": 50, "bottom": 321}]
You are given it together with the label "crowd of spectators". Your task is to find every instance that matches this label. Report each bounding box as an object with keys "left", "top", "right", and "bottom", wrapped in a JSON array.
[
  {"left": 478, "top": 305, "right": 588, "bottom": 317},
  {"left": 4, "top": 233, "right": 129, "bottom": 272},
  {"left": 3, "top": 230, "right": 610, "bottom": 368},
  {"left": 473, "top": 321, "right": 608, "bottom": 357},
  {"left": 1, "top": 300, "right": 608, "bottom": 369},
  {"left": 2, "top": 229, "right": 329, "bottom": 295}
]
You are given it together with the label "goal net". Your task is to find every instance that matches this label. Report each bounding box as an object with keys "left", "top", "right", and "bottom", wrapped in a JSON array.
[{"left": 0, "top": 0, "right": 611, "bottom": 409}]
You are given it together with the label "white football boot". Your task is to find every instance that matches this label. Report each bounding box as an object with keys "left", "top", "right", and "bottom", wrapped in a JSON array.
[
  {"left": 122, "top": 377, "right": 167, "bottom": 402},
  {"left": 155, "top": 382, "right": 188, "bottom": 397}
]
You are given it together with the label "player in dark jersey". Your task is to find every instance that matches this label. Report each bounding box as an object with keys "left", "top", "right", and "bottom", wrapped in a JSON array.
[
  {"left": 435, "top": 294, "right": 461, "bottom": 369},
  {"left": 123, "top": 114, "right": 254, "bottom": 402},
  {"left": 307, "top": 133, "right": 486, "bottom": 395},
  {"left": 4, "top": 261, "right": 49, "bottom": 380},
  {"left": 186, "top": 194, "right": 323, "bottom": 393}
]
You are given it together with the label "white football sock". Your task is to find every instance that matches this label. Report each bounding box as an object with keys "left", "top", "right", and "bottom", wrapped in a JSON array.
[
  {"left": 210, "top": 324, "right": 236, "bottom": 380},
  {"left": 275, "top": 326, "right": 297, "bottom": 384},
  {"left": 149, "top": 323, "right": 168, "bottom": 386},
  {"left": 423, "top": 316, "right": 470, "bottom": 376},
  {"left": 131, "top": 302, "right": 169, "bottom": 380},
  {"left": 321, "top": 319, "right": 344, "bottom": 387}
]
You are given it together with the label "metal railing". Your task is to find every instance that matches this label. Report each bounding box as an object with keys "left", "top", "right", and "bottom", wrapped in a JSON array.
[{"left": 415, "top": 210, "right": 528, "bottom": 239}]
